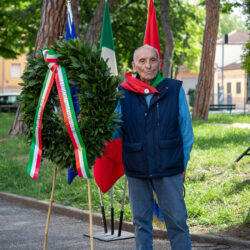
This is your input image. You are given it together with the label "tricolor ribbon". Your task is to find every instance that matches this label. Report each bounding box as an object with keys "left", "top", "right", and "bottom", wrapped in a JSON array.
[{"left": 27, "top": 49, "right": 91, "bottom": 180}]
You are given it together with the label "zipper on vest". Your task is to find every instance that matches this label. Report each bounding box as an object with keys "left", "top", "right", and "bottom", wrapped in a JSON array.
[{"left": 157, "top": 102, "right": 160, "bottom": 126}]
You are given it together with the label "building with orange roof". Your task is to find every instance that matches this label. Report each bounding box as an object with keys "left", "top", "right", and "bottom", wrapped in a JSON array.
[{"left": 177, "top": 30, "right": 249, "bottom": 111}]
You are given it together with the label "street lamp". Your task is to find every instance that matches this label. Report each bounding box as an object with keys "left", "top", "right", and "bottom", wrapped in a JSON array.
[{"left": 220, "top": 34, "right": 228, "bottom": 104}]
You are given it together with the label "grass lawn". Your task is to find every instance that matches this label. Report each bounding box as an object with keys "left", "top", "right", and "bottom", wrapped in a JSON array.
[
  {"left": 0, "top": 112, "right": 15, "bottom": 137},
  {"left": 0, "top": 112, "right": 249, "bottom": 238}
]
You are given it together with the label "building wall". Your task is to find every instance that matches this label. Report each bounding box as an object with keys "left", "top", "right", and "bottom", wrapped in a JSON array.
[
  {"left": 0, "top": 54, "right": 27, "bottom": 94},
  {"left": 217, "top": 69, "right": 247, "bottom": 109},
  {"left": 177, "top": 68, "right": 247, "bottom": 109},
  {"left": 176, "top": 70, "right": 198, "bottom": 104},
  {"left": 176, "top": 70, "right": 198, "bottom": 93},
  {"left": 215, "top": 44, "right": 244, "bottom": 68},
  {"left": 177, "top": 31, "right": 248, "bottom": 111}
]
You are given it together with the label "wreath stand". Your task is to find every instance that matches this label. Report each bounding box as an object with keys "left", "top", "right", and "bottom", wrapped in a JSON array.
[
  {"left": 43, "top": 167, "right": 57, "bottom": 250},
  {"left": 21, "top": 40, "right": 123, "bottom": 250},
  {"left": 84, "top": 176, "right": 134, "bottom": 242},
  {"left": 43, "top": 168, "right": 94, "bottom": 250},
  {"left": 234, "top": 147, "right": 250, "bottom": 162}
]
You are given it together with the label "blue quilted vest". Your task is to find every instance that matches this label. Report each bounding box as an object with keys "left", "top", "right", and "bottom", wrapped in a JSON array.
[{"left": 118, "top": 78, "right": 184, "bottom": 178}]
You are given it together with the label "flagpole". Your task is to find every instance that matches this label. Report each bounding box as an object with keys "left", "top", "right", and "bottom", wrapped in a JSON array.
[
  {"left": 110, "top": 187, "right": 114, "bottom": 235},
  {"left": 98, "top": 188, "right": 108, "bottom": 233},
  {"left": 118, "top": 176, "right": 127, "bottom": 236},
  {"left": 87, "top": 179, "right": 94, "bottom": 250},
  {"left": 147, "top": 0, "right": 150, "bottom": 12},
  {"left": 43, "top": 167, "right": 57, "bottom": 250}
]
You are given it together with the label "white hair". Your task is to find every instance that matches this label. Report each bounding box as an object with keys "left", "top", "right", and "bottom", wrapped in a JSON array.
[{"left": 133, "top": 45, "right": 160, "bottom": 62}]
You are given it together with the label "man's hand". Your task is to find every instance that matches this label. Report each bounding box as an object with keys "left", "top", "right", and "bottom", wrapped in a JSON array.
[{"left": 182, "top": 171, "right": 186, "bottom": 182}]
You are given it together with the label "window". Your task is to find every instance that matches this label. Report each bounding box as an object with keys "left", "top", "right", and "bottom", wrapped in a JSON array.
[
  {"left": 11, "top": 63, "right": 21, "bottom": 78},
  {"left": 236, "top": 82, "right": 241, "bottom": 94},
  {"left": 227, "top": 82, "right": 231, "bottom": 94},
  {"left": 0, "top": 94, "right": 18, "bottom": 105}
]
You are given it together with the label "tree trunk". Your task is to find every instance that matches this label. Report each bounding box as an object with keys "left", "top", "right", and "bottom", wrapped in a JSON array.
[
  {"left": 160, "top": 0, "right": 174, "bottom": 78},
  {"left": 33, "top": 0, "right": 67, "bottom": 57},
  {"left": 9, "top": 0, "right": 67, "bottom": 136},
  {"left": 85, "top": 0, "right": 116, "bottom": 46},
  {"left": 192, "top": 0, "right": 220, "bottom": 120},
  {"left": 174, "top": 67, "right": 179, "bottom": 80},
  {"left": 8, "top": 105, "right": 25, "bottom": 136}
]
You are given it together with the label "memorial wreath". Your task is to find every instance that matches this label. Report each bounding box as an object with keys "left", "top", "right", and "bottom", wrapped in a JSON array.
[{"left": 20, "top": 39, "right": 122, "bottom": 177}]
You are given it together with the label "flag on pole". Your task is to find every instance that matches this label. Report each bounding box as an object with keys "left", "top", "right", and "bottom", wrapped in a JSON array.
[
  {"left": 144, "top": 0, "right": 162, "bottom": 67},
  {"left": 144, "top": 0, "right": 164, "bottom": 221},
  {"left": 94, "top": 0, "right": 124, "bottom": 193},
  {"left": 66, "top": 1, "right": 81, "bottom": 184},
  {"left": 99, "top": 0, "right": 118, "bottom": 76},
  {"left": 66, "top": 1, "right": 77, "bottom": 40},
  {"left": 94, "top": 0, "right": 165, "bottom": 193}
]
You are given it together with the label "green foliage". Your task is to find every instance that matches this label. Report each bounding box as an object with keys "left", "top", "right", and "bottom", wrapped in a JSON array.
[
  {"left": 1, "top": 0, "right": 246, "bottom": 75},
  {"left": 154, "top": 113, "right": 250, "bottom": 233},
  {"left": 80, "top": 0, "right": 100, "bottom": 33},
  {"left": 218, "top": 13, "right": 246, "bottom": 38},
  {"left": 111, "top": 0, "right": 205, "bottom": 74},
  {"left": 0, "top": 113, "right": 249, "bottom": 234},
  {"left": 185, "top": 118, "right": 249, "bottom": 232},
  {"left": 195, "top": 113, "right": 250, "bottom": 124},
  {"left": 112, "top": 0, "right": 147, "bottom": 67},
  {"left": 1, "top": 0, "right": 205, "bottom": 74},
  {"left": 220, "top": 0, "right": 244, "bottom": 14},
  {"left": 241, "top": 0, "right": 250, "bottom": 72},
  {"left": 20, "top": 39, "right": 121, "bottom": 170},
  {"left": 80, "top": 0, "right": 147, "bottom": 67},
  {"left": 242, "top": 57, "right": 250, "bottom": 75},
  {"left": 0, "top": 0, "right": 42, "bottom": 58},
  {"left": 240, "top": 41, "right": 250, "bottom": 71},
  {"left": 168, "top": 1, "right": 205, "bottom": 73}
]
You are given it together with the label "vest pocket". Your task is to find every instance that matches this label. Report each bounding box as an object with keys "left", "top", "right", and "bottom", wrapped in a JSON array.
[
  {"left": 123, "top": 142, "right": 142, "bottom": 152},
  {"left": 159, "top": 138, "right": 183, "bottom": 170},
  {"left": 159, "top": 138, "right": 181, "bottom": 149},
  {"left": 123, "top": 142, "right": 144, "bottom": 173}
]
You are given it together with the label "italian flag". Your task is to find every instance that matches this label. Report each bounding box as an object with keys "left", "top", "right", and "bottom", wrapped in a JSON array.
[
  {"left": 94, "top": 0, "right": 123, "bottom": 193},
  {"left": 99, "top": 0, "right": 118, "bottom": 76}
]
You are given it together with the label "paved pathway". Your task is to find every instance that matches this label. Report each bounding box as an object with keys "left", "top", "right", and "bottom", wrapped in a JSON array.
[
  {"left": 0, "top": 199, "right": 247, "bottom": 250},
  {"left": 214, "top": 123, "right": 250, "bottom": 129}
]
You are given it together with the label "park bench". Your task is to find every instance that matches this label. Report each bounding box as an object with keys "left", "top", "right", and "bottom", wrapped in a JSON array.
[
  {"left": 0, "top": 104, "right": 18, "bottom": 112},
  {"left": 0, "top": 93, "right": 19, "bottom": 113},
  {"left": 209, "top": 104, "right": 236, "bottom": 113}
]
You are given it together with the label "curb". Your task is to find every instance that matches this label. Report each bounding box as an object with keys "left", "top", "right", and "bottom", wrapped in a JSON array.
[{"left": 1, "top": 192, "right": 250, "bottom": 248}]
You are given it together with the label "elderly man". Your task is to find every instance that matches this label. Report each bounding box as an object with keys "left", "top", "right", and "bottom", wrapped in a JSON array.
[{"left": 114, "top": 45, "right": 194, "bottom": 250}]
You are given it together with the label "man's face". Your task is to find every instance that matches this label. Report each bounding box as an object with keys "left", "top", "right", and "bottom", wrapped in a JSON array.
[{"left": 132, "top": 47, "right": 161, "bottom": 84}]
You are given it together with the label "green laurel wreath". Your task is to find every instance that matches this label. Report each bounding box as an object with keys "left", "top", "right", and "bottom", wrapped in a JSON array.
[{"left": 19, "top": 39, "right": 122, "bottom": 171}]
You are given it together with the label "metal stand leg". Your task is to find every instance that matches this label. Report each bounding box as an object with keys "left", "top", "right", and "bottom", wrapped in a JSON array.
[
  {"left": 98, "top": 188, "right": 108, "bottom": 233},
  {"left": 234, "top": 147, "right": 250, "bottom": 162},
  {"left": 84, "top": 178, "right": 134, "bottom": 241}
]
